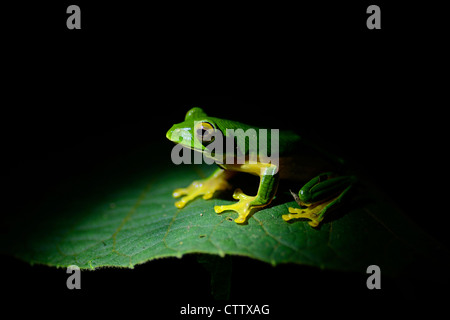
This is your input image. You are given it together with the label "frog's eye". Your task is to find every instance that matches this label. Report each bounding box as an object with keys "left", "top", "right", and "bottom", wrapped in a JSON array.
[{"left": 195, "top": 122, "right": 215, "bottom": 143}]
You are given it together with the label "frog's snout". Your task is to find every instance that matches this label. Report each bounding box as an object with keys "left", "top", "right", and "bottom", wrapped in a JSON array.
[
  {"left": 166, "top": 126, "right": 182, "bottom": 142},
  {"left": 166, "top": 128, "right": 172, "bottom": 140}
]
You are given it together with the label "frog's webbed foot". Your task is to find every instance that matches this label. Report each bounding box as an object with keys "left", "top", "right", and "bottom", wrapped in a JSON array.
[
  {"left": 214, "top": 188, "right": 260, "bottom": 224},
  {"left": 283, "top": 199, "right": 335, "bottom": 227},
  {"left": 283, "top": 174, "right": 355, "bottom": 227},
  {"left": 173, "top": 171, "right": 231, "bottom": 209},
  {"left": 282, "top": 206, "right": 325, "bottom": 228}
]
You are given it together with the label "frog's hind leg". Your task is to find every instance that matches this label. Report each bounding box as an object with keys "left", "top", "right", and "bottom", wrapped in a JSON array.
[{"left": 283, "top": 184, "right": 352, "bottom": 227}]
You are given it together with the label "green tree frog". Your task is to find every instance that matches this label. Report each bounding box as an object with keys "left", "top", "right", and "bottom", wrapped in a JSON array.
[{"left": 166, "top": 107, "right": 355, "bottom": 227}]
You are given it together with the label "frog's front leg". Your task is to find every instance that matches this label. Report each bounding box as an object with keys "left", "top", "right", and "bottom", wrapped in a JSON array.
[
  {"left": 214, "top": 164, "right": 279, "bottom": 224},
  {"left": 173, "top": 168, "right": 233, "bottom": 208},
  {"left": 283, "top": 173, "right": 356, "bottom": 227}
]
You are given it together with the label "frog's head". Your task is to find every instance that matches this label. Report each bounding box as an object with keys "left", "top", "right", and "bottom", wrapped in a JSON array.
[{"left": 166, "top": 107, "right": 219, "bottom": 153}]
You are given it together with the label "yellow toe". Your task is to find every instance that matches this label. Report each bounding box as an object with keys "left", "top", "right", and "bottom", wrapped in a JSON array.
[
  {"left": 235, "top": 216, "right": 246, "bottom": 224},
  {"left": 288, "top": 207, "right": 302, "bottom": 214},
  {"left": 173, "top": 188, "right": 187, "bottom": 198},
  {"left": 214, "top": 205, "right": 224, "bottom": 214},
  {"left": 175, "top": 200, "right": 187, "bottom": 209}
]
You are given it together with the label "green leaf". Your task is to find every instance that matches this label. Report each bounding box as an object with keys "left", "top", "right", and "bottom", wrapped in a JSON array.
[{"left": 2, "top": 145, "right": 449, "bottom": 277}]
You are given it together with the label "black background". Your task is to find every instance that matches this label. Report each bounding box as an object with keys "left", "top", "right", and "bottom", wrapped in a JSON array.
[{"left": 2, "top": 0, "right": 448, "bottom": 317}]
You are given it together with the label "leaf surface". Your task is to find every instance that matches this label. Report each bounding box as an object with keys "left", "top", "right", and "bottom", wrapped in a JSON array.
[{"left": 3, "top": 146, "right": 448, "bottom": 276}]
